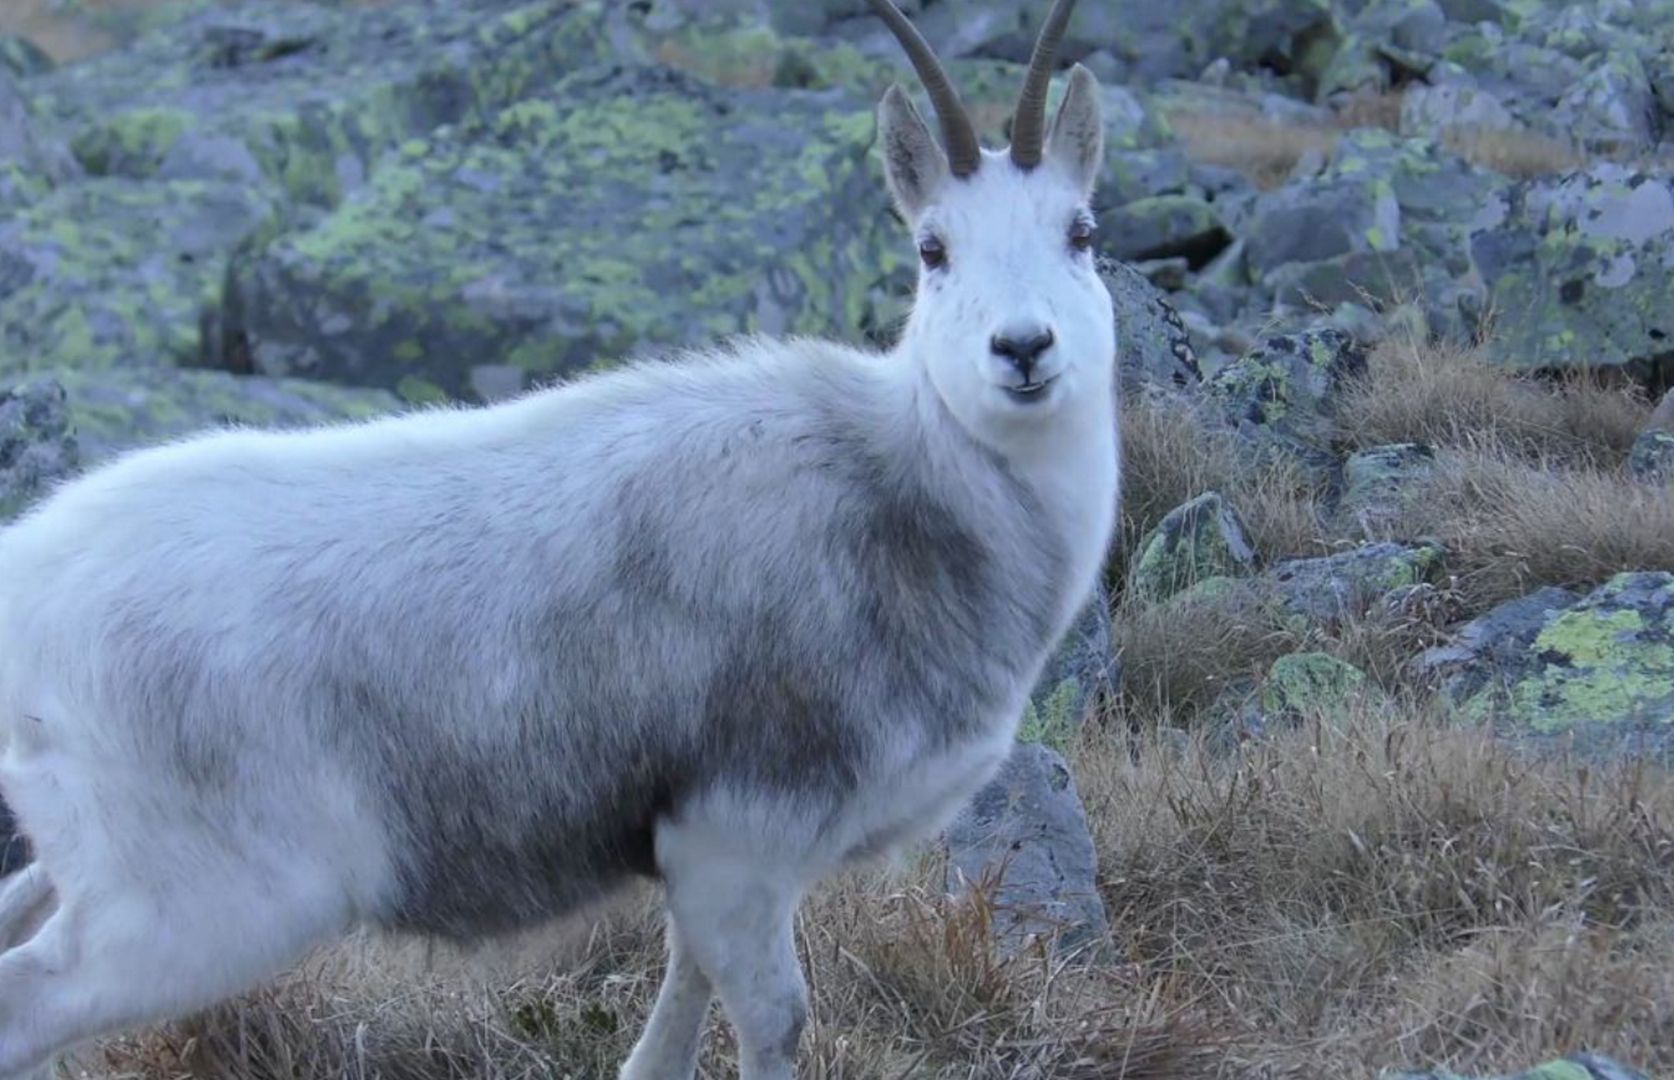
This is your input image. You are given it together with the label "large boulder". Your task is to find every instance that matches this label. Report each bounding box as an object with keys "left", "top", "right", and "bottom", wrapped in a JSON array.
[
  {"left": 26, "top": 0, "right": 613, "bottom": 211},
  {"left": 228, "top": 66, "right": 896, "bottom": 402},
  {"left": 1436, "top": 573, "right": 1674, "bottom": 762},
  {"left": 0, "top": 379, "right": 78, "bottom": 522},
  {"left": 944, "top": 742, "right": 1110, "bottom": 958},
  {"left": 0, "top": 178, "right": 282, "bottom": 376},
  {"left": 1474, "top": 165, "right": 1674, "bottom": 381},
  {"left": 1018, "top": 588, "right": 1116, "bottom": 749}
]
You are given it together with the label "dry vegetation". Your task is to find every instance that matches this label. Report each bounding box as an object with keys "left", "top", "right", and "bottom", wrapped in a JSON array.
[
  {"left": 58, "top": 335, "right": 1674, "bottom": 1080},
  {"left": 1163, "top": 92, "right": 1587, "bottom": 187}
]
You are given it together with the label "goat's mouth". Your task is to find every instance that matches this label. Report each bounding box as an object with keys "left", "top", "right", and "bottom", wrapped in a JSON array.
[{"left": 1002, "top": 375, "right": 1059, "bottom": 404}]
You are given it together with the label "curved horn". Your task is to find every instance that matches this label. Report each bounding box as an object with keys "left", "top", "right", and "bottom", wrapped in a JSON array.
[
  {"left": 866, "top": 0, "right": 981, "bottom": 177},
  {"left": 1009, "top": 0, "right": 1078, "bottom": 170}
]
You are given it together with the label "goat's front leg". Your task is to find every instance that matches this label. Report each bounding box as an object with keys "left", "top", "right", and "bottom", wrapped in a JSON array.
[
  {"left": 619, "top": 919, "right": 712, "bottom": 1080},
  {"left": 651, "top": 819, "right": 809, "bottom": 1080}
]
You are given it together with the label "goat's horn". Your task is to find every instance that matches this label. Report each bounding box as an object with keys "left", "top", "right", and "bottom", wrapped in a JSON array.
[
  {"left": 867, "top": 0, "right": 981, "bottom": 177},
  {"left": 1009, "top": 0, "right": 1078, "bottom": 170}
]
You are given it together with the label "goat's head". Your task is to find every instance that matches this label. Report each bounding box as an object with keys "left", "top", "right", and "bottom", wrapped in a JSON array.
[{"left": 871, "top": 0, "right": 1112, "bottom": 447}]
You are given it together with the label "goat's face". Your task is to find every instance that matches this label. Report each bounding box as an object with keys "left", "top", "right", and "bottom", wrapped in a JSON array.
[{"left": 870, "top": 0, "right": 1111, "bottom": 449}]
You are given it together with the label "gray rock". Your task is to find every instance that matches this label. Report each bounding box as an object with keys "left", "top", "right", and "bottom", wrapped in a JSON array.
[
  {"left": 1338, "top": 442, "right": 1436, "bottom": 537},
  {"left": 231, "top": 66, "right": 893, "bottom": 401},
  {"left": 1628, "top": 430, "right": 1674, "bottom": 483},
  {"left": 1436, "top": 573, "right": 1674, "bottom": 763},
  {"left": 0, "top": 70, "right": 80, "bottom": 211},
  {"left": 27, "top": 0, "right": 614, "bottom": 210},
  {"left": 1019, "top": 588, "right": 1115, "bottom": 749},
  {"left": 1553, "top": 51, "right": 1663, "bottom": 154},
  {"left": 944, "top": 742, "right": 1110, "bottom": 958},
  {"left": 1474, "top": 165, "right": 1674, "bottom": 379},
  {"left": 1207, "top": 327, "right": 1367, "bottom": 472},
  {"left": 0, "top": 177, "right": 282, "bottom": 376},
  {"left": 1103, "top": 194, "right": 1231, "bottom": 266},
  {"left": 1416, "top": 585, "right": 1581, "bottom": 678},
  {"left": 1270, "top": 540, "right": 1447, "bottom": 622},
  {"left": 1130, "top": 491, "right": 1257, "bottom": 604},
  {"left": 0, "top": 379, "right": 78, "bottom": 521},
  {"left": 1100, "top": 257, "right": 1205, "bottom": 397},
  {"left": 40, "top": 366, "right": 400, "bottom": 464}
]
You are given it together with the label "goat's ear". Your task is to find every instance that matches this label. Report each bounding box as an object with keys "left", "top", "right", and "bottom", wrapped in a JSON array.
[
  {"left": 1046, "top": 64, "right": 1103, "bottom": 196},
  {"left": 878, "top": 83, "right": 949, "bottom": 219}
]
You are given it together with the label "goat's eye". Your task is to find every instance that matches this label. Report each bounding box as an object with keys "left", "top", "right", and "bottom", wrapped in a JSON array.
[
  {"left": 1068, "top": 220, "right": 1095, "bottom": 252},
  {"left": 918, "top": 236, "right": 947, "bottom": 270}
]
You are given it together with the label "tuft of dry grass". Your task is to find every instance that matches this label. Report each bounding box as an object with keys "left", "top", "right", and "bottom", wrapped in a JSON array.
[
  {"left": 1441, "top": 126, "right": 1586, "bottom": 179},
  {"left": 1337, "top": 336, "right": 1649, "bottom": 469},
  {"left": 1075, "top": 712, "right": 1674, "bottom": 1076},
  {"left": 1164, "top": 109, "right": 1342, "bottom": 190},
  {"left": 1388, "top": 451, "right": 1674, "bottom": 610}
]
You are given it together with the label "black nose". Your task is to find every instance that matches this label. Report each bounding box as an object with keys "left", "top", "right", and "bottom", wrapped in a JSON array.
[{"left": 990, "top": 327, "right": 1055, "bottom": 381}]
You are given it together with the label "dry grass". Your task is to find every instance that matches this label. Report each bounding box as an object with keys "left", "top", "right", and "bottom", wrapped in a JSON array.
[
  {"left": 1337, "top": 336, "right": 1650, "bottom": 468},
  {"left": 1441, "top": 127, "right": 1586, "bottom": 180},
  {"left": 1164, "top": 109, "right": 1343, "bottom": 190},
  {"left": 77, "top": 714, "right": 1674, "bottom": 1080},
  {"left": 1077, "top": 714, "right": 1674, "bottom": 1076},
  {"left": 1117, "top": 395, "right": 1325, "bottom": 571}
]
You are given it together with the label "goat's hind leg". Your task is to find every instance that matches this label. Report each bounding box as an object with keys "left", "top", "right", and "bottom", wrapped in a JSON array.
[{"left": 0, "top": 869, "right": 348, "bottom": 1078}]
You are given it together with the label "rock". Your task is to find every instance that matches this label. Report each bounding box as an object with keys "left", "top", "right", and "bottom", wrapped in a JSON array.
[
  {"left": 1628, "top": 430, "right": 1674, "bottom": 483},
  {"left": 1101, "top": 258, "right": 1205, "bottom": 396},
  {"left": 944, "top": 742, "right": 1110, "bottom": 958},
  {"left": 1103, "top": 194, "right": 1231, "bottom": 266},
  {"left": 1130, "top": 491, "right": 1257, "bottom": 604},
  {"left": 1552, "top": 51, "right": 1663, "bottom": 155},
  {"left": 1245, "top": 176, "right": 1402, "bottom": 274},
  {"left": 1475, "top": 165, "right": 1674, "bottom": 380},
  {"left": 1399, "top": 82, "right": 1518, "bottom": 140},
  {"left": 0, "top": 36, "right": 55, "bottom": 79},
  {"left": 1, "top": 71, "right": 80, "bottom": 211},
  {"left": 1226, "top": 651, "right": 1382, "bottom": 742},
  {"left": 1019, "top": 588, "right": 1115, "bottom": 750},
  {"left": 1207, "top": 327, "right": 1368, "bottom": 472},
  {"left": 27, "top": 0, "right": 613, "bottom": 211},
  {"left": 1338, "top": 442, "right": 1436, "bottom": 536},
  {"left": 230, "top": 66, "right": 893, "bottom": 401},
  {"left": 0, "top": 178, "right": 282, "bottom": 376},
  {"left": 1443, "top": 573, "right": 1674, "bottom": 762},
  {"left": 1386, "top": 1052, "right": 1650, "bottom": 1080},
  {"left": 0, "top": 379, "right": 78, "bottom": 522},
  {"left": 1270, "top": 540, "right": 1448, "bottom": 622},
  {"left": 1417, "top": 585, "right": 1581, "bottom": 677},
  {"left": 1261, "top": 652, "right": 1373, "bottom": 720},
  {"left": 40, "top": 366, "right": 400, "bottom": 463}
]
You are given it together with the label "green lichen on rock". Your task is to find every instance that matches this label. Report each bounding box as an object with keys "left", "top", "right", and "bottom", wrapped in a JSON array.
[
  {"left": 1259, "top": 651, "right": 1375, "bottom": 724},
  {"left": 0, "top": 379, "right": 78, "bottom": 522},
  {"left": 27, "top": 0, "right": 612, "bottom": 211},
  {"left": 1628, "top": 430, "right": 1674, "bottom": 483},
  {"left": 1131, "top": 491, "right": 1257, "bottom": 604},
  {"left": 1452, "top": 572, "right": 1674, "bottom": 760},
  {"left": 1475, "top": 165, "right": 1674, "bottom": 376},
  {"left": 1270, "top": 540, "right": 1447, "bottom": 621},
  {"left": 40, "top": 365, "right": 399, "bottom": 462},
  {"left": 0, "top": 177, "right": 281, "bottom": 374},
  {"left": 1208, "top": 327, "right": 1367, "bottom": 472},
  {"left": 231, "top": 66, "right": 896, "bottom": 399},
  {"left": 1339, "top": 441, "right": 1436, "bottom": 535}
]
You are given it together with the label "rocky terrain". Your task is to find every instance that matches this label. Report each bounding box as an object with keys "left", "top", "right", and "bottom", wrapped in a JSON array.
[{"left": 2, "top": 1, "right": 1673, "bottom": 1077}]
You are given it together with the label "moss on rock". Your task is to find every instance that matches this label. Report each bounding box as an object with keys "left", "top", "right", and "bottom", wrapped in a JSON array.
[{"left": 230, "top": 66, "right": 897, "bottom": 399}]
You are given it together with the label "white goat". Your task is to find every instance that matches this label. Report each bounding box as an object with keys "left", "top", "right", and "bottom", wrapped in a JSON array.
[{"left": 0, "top": 2, "right": 1115, "bottom": 1077}]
